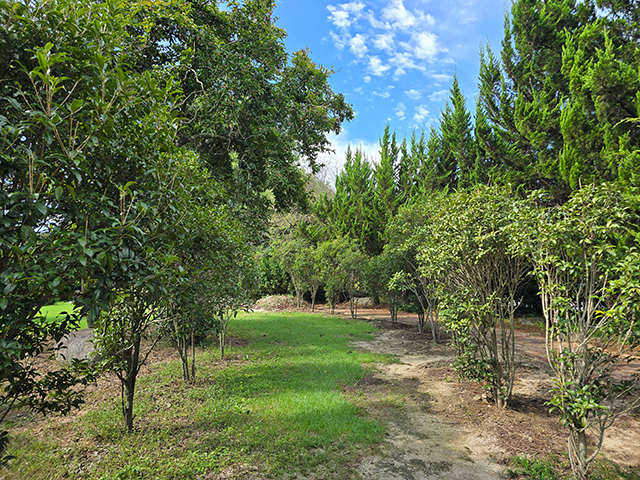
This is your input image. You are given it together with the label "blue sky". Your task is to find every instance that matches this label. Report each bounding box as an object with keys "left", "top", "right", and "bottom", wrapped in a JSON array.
[{"left": 274, "top": 0, "right": 508, "bottom": 175}]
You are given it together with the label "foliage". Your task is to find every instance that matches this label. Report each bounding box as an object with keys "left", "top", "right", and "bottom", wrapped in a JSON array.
[
  {"left": 511, "top": 183, "right": 640, "bottom": 480},
  {"left": 386, "top": 198, "right": 445, "bottom": 340},
  {"left": 439, "top": 73, "right": 476, "bottom": 190},
  {"left": 416, "top": 186, "right": 528, "bottom": 406},
  {"left": 364, "top": 251, "right": 405, "bottom": 323},
  {"left": 0, "top": 0, "right": 184, "bottom": 452},
  {"left": 165, "top": 168, "right": 249, "bottom": 379},
  {"left": 315, "top": 237, "right": 361, "bottom": 314},
  {"left": 121, "top": 0, "right": 354, "bottom": 228},
  {"left": 320, "top": 148, "right": 379, "bottom": 255},
  {"left": 476, "top": 0, "right": 640, "bottom": 200}
]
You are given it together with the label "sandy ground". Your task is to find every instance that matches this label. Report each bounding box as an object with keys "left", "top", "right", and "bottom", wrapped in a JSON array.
[{"left": 318, "top": 305, "right": 640, "bottom": 480}]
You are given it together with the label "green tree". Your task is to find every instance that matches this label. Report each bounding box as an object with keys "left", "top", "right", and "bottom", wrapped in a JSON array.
[
  {"left": 511, "top": 184, "right": 640, "bottom": 480},
  {"left": 166, "top": 170, "right": 248, "bottom": 380},
  {"left": 316, "top": 237, "right": 361, "bottom": 315},
  {"left": 439, "top": 74, "right": 475, "bottom": 190},
  {"left": 121, "top": 0, "right": 354, "bottom": 223},
  {"left": 0, "top": 0, "right": 182, "bottom": 448},
  {"left": 364, "top": 252, "right": 404, "bottom": 322},
  {"left": 477, "top": 0, "right": 640, "bottom": 199},
  {"left": 324, "top": 148, "right": 379, "bottom": 255},
  {"left": 418, "top": 186, "right": 528, "bottom": 407}
]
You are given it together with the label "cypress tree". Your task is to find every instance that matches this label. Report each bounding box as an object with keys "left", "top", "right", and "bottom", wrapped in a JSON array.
[{"left": 439, "top": 74, "right": 475, "bottom": 190}]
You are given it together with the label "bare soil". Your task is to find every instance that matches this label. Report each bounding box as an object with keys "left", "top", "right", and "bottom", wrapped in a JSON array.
[{"left": 339, "top": 311, "right": 640, "bottom": 480}]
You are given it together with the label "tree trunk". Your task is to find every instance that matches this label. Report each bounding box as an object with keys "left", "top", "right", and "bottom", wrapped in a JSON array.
[
  {"left": 570, "top": 429, "right": 590, "bottom": 480},
  {"left": 123, "top": 337, "right": 140, "bottom": 433},
  {"left": 190, "top": 332, "right": 196, "bottom": 381}
]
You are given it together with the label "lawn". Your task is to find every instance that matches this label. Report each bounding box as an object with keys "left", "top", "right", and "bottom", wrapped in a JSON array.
[
  {"left": 39, "top": 301, "right": 88, "bottom": 329},
  {"left": 3, "top": 312, "right": 394, "bottom": 479}
]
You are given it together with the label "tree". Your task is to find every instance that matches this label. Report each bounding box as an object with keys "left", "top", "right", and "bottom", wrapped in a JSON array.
[
  {"left": 341, "top": 245, "right": 366, "bottom": 319},
  {"left": 0, "top": 0, "right": 182, "bottom": 449},
  {"left": 324, "top": 148, "right": 379, "bottom": 255},
  {"left": 476, "top": 0, "right": 640, "bottom": 199},
  {"left": 211, "top": 255, "right": 256, "bottom": 360},
  {"left": 92, "top": 154, "right": 207, "bottom": 432},
  {"left": 316, "top": 237, "right": 360, "bottom": 315},
  {"left": 272, "top": 236, "right": 312, "bottom": 308},
  {"left": 364, "top": 251, "right": 405, "bottom": 323},
  {"left": 120, "top": 0, "right": 354, "bottom": 223},
  {"left": 165, "top": 171, "right": 247, "bottom": 381},
  {"left": 511, "top": 184, "right": 640, "bottom": 479},
  {"left": 418, "top": 186, "right": 528, "bottom": 407},
  {"left": 439, "top": 74, "right": 475, "bottom": 190}
]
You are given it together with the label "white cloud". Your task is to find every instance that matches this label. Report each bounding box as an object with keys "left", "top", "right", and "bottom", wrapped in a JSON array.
[
  {"left": 327, "top": 2, "right": 365, "bottom": 29},
  {"left": 413, "top": 104, "right": 429, "bottom": 122},
  {"left": 363, "top": 75, "right": 372, "bottom": 83},
  {"left": 354, "top": 87, "right": 363, "bottom": 93},
  {"left": 395, "top": 102, "right": 406, "bottom": 120},
  {"left": 368, "top": 56, "right": 390, "bottom": 76},
  {"left": 329, "top": 31, "right": 349, "bottom": 50},
  {"left": 393, "top": 67, "right": 406, "bottom": 80},
  {"left": 411, "top": 31, "right": 441, "bottom": 60},
  {"left": 349, "top": 33, "right": 368, "bottom": 57},
  {"left": 431, "top": 73, "right": 453, "bottom": 82},
  {"left": 372, "top": 32, "right": 395, "bottom": 53},
  {"left": 391, "top": 52, "right": 422, "bottom": 70},
  {"left": 428, "top": 90, "right": 448, "bottom": 102},
  {"left": 373, "top": 91, "right": 391, "bottom": 98},
  {"left": 381, "top": 0, "right": 435, "bottom": 31},
  {"left": 405, "top": 89, "right": 422, "bottom": 100}
]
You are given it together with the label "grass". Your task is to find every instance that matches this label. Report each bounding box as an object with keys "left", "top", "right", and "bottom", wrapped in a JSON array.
[
  {"left": 508, "top": 455, "right": 640, "bottom": 480},
  {"left": 3, "top": 312, "right": 395, "bottom": 479},
  {"left": 39, "top": 301, "right": 88, "bottom": 329}
]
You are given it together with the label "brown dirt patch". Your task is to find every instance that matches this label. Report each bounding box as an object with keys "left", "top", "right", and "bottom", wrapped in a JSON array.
[{"left": 349, "top": 320, "right": 640, "bottom": 479}]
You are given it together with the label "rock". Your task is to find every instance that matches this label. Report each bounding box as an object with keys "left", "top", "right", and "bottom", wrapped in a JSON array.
[
  {"left": 55, "top": 328, "right": 97, "bottom": 364},
  {"left": 355, "top": 297, "right": 375, "bottom": 307}
]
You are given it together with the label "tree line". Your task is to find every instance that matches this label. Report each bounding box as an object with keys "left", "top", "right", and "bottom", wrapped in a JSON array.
[{"left": 259, "top": 1, "right": 640, "bottom": 478}]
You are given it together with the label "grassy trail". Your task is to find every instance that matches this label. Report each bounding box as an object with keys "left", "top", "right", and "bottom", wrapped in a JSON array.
[{"left": 4, "top": 312, "right": 394, "bottom": 479}]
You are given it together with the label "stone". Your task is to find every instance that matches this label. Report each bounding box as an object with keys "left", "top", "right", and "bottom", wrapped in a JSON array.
[
  {"left": 354, "top": 297, "right": 375, "bottom": 307},
  {"left": 55, "top": 328, "right": 97, "bottom": 364}
]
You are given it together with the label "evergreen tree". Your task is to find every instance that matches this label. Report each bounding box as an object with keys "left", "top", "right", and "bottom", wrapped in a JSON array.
[
  {"left": 328, "top": 147, "right": 379, "bottom": 255},
  {"left": 475, "top": 0, "right": 640, "bottom": 199},
  {"left": 560, "top": 3, "right": 640, "bottom": 188},
  {"left": 374, "top": 143, "right": 399, "bottom": 249},
  {"left": 440, "top": 74, "right": 475, "bottom": 190}
]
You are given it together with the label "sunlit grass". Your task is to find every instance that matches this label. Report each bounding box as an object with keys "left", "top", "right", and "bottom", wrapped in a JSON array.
[
  {"left": 39, "top": 301, "right": 88, "bottom": 329},
  {"left": 4, "top": 311, "right": 394, "bottom": 479}
]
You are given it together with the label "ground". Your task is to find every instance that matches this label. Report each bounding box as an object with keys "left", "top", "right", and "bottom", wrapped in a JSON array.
[
  {"left": 4, "top": 299, "right": 640, "bottom": 479},
  {"left": 330, "top": 307, "right": 640, "bottom": 480}
]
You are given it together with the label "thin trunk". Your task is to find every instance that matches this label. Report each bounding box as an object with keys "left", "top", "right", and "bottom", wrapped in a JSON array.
[
  {"left": 123, "top": 337, "right": 140, "bottom": 433},
  {"left": 190, "top": 331, "right": 196, "bottom": 381}
]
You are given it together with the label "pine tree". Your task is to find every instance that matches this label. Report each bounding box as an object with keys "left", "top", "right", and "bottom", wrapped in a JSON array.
[
  {"left": 477, "top": 0, "right": 590, "bottom": 200},
  {"left": 329, "top": 147, "right": 379, "bottom": 255},
  {"left": 439, "top": 74, "right": 475, "bottom": 190}
]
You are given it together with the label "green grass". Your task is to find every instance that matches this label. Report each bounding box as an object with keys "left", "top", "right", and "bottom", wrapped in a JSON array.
[
  {"left": 508, "top": 454, "right": 640, "bottom": 480},
  {"left": 3, "top": 312, "right": 395, "bottom": 479},
  {"left": 39, "top": 301, "right": 88, "bottom": 329}
]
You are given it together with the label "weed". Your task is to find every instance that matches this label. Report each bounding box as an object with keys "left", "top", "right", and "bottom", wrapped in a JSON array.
[{"left": 508, "top": 455, "right": 560, "bottom": 479}]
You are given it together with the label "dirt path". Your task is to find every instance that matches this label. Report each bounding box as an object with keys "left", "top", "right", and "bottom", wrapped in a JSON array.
[
  {"left": 351, "top": 327, "right": 505, "bottom": 480},
  {"left": 313, "top": 305, "right": 640, "bottom": 480}
]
